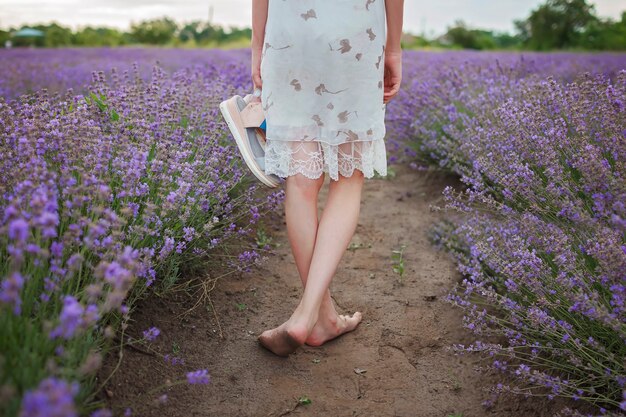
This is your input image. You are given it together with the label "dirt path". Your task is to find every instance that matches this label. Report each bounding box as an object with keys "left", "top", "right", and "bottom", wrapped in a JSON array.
[{"left": 102, "top": 165, "right": 556, "bottom": 417}]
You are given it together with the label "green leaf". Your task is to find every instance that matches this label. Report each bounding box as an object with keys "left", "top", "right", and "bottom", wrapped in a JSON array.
[
  {"left": 298, "top": 396, "right": 312, "bottom": 405},
  {"left": 89, "top": 92, "right": 106, "bottom": 112}
]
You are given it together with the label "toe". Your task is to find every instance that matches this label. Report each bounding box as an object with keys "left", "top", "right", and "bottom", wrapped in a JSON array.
[{"left": 345, "top": 312, "right": 362, "bottom": 330}]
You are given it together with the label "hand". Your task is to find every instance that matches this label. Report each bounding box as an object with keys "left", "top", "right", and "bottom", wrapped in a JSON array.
[
  {"left": 251, "top": 46, "right": 263, "bottom": 91},
  {"left": 383, "top": 50, "right": 402, "bottom": 104}
]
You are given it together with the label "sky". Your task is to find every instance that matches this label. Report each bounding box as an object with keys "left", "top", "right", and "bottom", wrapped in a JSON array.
[{"left": 0, "top": 0, "right": 624, "bottom": 36}]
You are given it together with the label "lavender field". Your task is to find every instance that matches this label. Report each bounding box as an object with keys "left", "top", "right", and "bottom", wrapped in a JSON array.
[{"left": 1, "top": 47, "right": 625, "bottom": 417}]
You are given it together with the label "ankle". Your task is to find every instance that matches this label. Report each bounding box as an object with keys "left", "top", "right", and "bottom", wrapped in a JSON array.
[
  {"left": 318, "top": 297, "right": 337, "bottom": 315},
  {"left": 291, "top": 306, "right": 319, "bottom": 332},
  {"left": 317, "top": 305, "right": 334, "bottom": 319}
]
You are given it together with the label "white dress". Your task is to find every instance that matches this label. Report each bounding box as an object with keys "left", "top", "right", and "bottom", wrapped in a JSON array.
[{"left": 260, "top": 0, "right": 388, "bottom": 181}]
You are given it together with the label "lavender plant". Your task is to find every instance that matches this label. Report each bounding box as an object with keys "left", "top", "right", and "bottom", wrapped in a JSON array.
[
  {"left": 432, "top": 71, "right": 626, "bottom": 414},
  {"left": 0, "top": 58, "right": 281, "bottom": 416},
  {"left": 385, "top": 50, "right": 626, "bottom": 171}
]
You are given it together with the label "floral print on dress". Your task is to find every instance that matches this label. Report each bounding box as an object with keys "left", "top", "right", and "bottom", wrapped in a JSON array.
[{"left": 260, "top": 0, "right": 387, "bottom": 180}]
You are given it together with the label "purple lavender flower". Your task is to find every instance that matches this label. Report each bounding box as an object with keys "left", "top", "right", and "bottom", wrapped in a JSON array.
[
  {"left": 238, "top": 250, "right": 259, "bottom": 264},
  {"left": 158, "top": 237, "right": 175, "bottom": 260},
  {"left": 103, "top": 261, "right": 133, "bottom": 291},
  {"left": 49, "top": 296, "right": 84, "bottom": 340},
  {"left": 20, "top": 377, "right": 79, "bottom": 417},
  {"left": 50, "top": 241, "right": 64, "bottom": 259},
  {"left": 8, "top": 218, "right": 29, "bottom": 243},
  {"left": 183, "top": 226, "right": 196, "bottom": 242},
  {"left": 0, "top": 271, "right": 25, "bottom": 315},
  {"left": 142, "top": 327, "right": 160, "bottom": 342},
  {"left": 83, "top": 304, "right": 100, "bottom": 327},
  {"left": 163, "top": 354, "right": 184, "bottom": 365},
  {"left": 186, "top": 369, "right": 210, "bottom": 385}
]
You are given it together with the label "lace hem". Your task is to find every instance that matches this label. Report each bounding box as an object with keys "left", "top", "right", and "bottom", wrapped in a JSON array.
[{"left": 264, "top": 139, "right": 387, "bottom": 181}]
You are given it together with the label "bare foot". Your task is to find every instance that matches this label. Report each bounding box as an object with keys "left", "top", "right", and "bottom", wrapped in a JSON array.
[
  {"left": 258, "top": 321, "right": 309, "bottom": 357},
  {"left": 305, "top": 311, "right": 363, "bottom": 347}
]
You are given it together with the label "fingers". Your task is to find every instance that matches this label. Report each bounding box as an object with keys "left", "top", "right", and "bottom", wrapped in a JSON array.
[{"left": 383, "top": 81, "right": 401, "bottom": 104}]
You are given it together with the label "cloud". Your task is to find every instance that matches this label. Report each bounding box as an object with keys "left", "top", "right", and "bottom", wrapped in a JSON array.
[
  {"left": 405, "top": 0, "right": 623, "bottom": 36},
  {"left": 1, "top": 0, "right": 252, "bottom": 29},
  {"left": 594, "top": 0, "right": 626, "bottom": 19}
]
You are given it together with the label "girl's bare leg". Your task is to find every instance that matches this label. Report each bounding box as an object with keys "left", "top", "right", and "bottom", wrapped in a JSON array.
[
  {"left": 281, "top": 170, "right": 362, "bottom": 346},
  {"left": 258, "top": 168, "right": 364, "bottom": 355},
  {"left": 283, "top": 173, "right": 336, "bottom": 323}
]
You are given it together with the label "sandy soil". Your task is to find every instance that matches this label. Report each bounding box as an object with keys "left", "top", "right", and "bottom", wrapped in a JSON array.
[{"left": 99, "top": 165, "right": 569, "bottom": 417}]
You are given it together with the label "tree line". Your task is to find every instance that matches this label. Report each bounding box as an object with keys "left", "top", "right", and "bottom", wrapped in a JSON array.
[
  {"left": 1, "top": 0, "right": 625, "bottom": 51},
  {"left": 0, "top": 18, "right": 252, "bottom": 48},
  {"left": 433, "top": 0, "right": 626, "bottom": 50}
]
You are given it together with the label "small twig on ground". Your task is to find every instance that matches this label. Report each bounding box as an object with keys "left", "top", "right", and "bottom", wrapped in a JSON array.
[
  {"left": 185, "top": 276, "right": 219, "bottom": 316},
  {"left": 113, "top": 337, "right": 156, "bottom": 357},
  {"left": 172, "top": 260, "right": 258, "bottom": 318},
  {"left": 353, "top": 376, "right": 364, "bottom": 399},
  {"left": 172, "top": 271, "right": 226, "bottom": 340},
  {"left": 166, "top": 256, "right": 266, "bottom": 341},
  {"left": 207, "top": 290, "right": 224, "bottom": 339},
  {"left": 86, "top": 320, "right": 128, "bottom": 404}
]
